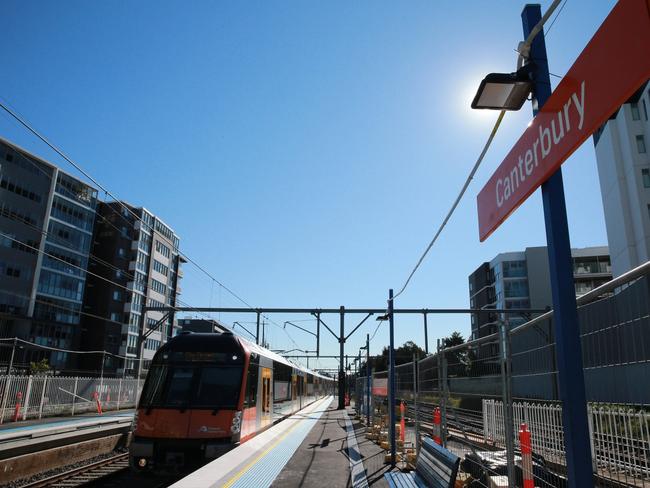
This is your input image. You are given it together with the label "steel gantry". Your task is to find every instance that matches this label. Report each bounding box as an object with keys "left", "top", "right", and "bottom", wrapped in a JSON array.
[{"left": 142, "top": 305, "right": 547, "bottom": 413}]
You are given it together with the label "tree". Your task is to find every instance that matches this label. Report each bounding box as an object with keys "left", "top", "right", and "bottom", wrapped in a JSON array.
[
  {"left": 29, "top": 358, "right": 51, "bottom": 375},
  {"left": 442, "top": 331, "right": 471, "bottom": 377},
  {"left": 359, "top": 340, "right": 426, "bottom": 375}
]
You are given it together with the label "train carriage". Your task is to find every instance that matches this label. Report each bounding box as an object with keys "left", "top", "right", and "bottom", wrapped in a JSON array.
[{"left": 129, "top": 330, "right": 333, "bottom": 471}]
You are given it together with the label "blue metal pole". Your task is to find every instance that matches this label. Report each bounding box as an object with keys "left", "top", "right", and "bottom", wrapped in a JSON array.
[
  {"left": 388, "top": 289, "right": 396, "bottom": 466},
  {"left": 521, "top": 5, "right": 593, "bottom": 486}
]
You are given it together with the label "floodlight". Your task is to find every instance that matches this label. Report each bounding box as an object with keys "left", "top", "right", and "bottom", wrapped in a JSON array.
[{"left": 471, "top": 65, "right": 534, "bottom": 111}]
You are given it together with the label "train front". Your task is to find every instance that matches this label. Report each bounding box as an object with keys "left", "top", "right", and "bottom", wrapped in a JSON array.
[{"left": 130, "top": 332, "right": 246, "bottom": 472}]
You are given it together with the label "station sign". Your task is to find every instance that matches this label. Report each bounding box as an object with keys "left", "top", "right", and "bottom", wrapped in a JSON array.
[{"left": 478, "top": 0, "right": 650, "bottom": 241}]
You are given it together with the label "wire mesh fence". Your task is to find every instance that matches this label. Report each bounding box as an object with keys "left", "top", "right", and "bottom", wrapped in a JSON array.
[
  {"left": 0, "top": 374, "right": 141, "bottom": 423},
  {"left": 352, "top": 263, "right": 650, "bottom": 487}
]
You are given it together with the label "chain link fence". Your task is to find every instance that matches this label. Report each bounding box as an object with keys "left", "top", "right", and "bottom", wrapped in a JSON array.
[
  {"left": 354, "top": 263, "right": 650, "bottom": 487},
  {"left": 0, "top": 374, "right": 141, "bottom": 423}
]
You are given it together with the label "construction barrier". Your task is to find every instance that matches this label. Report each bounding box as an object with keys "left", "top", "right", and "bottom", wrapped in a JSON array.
[
  {"left": 12, "top": 391, "right": 22, "bottom": 422},
  {"left": 520, "top": 423, "right": 534, "bottom": 488},
  {"left": 433, "top": 406, "right": 442, "bottom": 445}
]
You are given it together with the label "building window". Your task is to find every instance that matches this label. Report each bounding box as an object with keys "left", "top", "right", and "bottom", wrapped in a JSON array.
[
  {"left": 644, "top": 100, "right": 649, "bottom": 121},
  {"left": 110, "top": 312, "right": 121, "bottom": 322},
  {"left": 113, "top": 290, "right": 122, "bottom": 301},
  {"left": 118, "top": 248, "right": 126, "bottom": 258},
  {"left": 631, "top": 102, "right": 640, "bottom": 121},
  {"left": 647, "top": 204, "right": 650, "bottom": 220},
  {"left": 637, "top": 135, "right": 647, "bottom": 154},
  {"left": 643, "top": 169, "right": 650, "bottom": 188}
]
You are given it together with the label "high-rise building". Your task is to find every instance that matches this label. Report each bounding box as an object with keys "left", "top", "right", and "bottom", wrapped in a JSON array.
[
  {"left": 0, "top": 137, "right": 98, "bottom": 369},
  {"left": 594, "top": 81, "right": 650, "bottom": 277},
  {"left": 81, "top": 202, "right": 183, "bottom": 377},
  {"left": 468, "top": 246, "right": 611, "bottom": 341}
]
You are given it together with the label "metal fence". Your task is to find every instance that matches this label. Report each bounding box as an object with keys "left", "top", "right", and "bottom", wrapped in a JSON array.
[
  {"left": 484, "top": 400, "right": 650, "bottom": 486},
  {"left": 354, "top": 261, "right": 650, "bottom": 487},
  {"left": 0, "top": 375, "right": 141, "bottom": 424}
]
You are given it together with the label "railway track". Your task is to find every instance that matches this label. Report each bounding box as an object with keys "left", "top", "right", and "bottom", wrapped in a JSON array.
[{"left": 21, "top": 453, "right": 129, "bottom": 488}]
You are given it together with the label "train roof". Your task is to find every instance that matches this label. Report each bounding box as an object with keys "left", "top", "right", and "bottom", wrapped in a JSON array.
[{"left": 164, "top": 332, "right": 332, "bottom": 381}]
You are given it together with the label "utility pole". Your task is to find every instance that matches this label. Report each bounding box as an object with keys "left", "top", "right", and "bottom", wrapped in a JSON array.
[
  {"left": 521, "top": 5, "right": 593, "bottom": 485},
  {"left": 338, "top": 306, "right": 345, "bottom": 410},
  {"left": 388, "top": 289, "right": 396, "bottom": 466},
  {"left": 423, "top": 313, "right": 429, "bottom": 355},
  {"left": 366, "top": 333, "right": 370, "bottom": 426}
]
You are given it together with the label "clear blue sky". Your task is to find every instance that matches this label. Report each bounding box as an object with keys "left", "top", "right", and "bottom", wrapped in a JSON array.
[{"left": 1, "top": 0, "right": 617, "bottom": 371}]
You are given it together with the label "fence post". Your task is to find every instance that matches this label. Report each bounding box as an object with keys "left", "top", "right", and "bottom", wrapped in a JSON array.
[
  {"left": 587, "top": 405, "right": 597, "bottom": 472},
  {"left": 0, "top": 376, "right": 11, "bottom": 425},
  {"left": 440, "top": 341, "right": 449, "bottom": 448},
  {"left": 22, "top": 376, "right": 33, "bottom": 421},
  {"left": 413, "top": 353, "right": 419, "bottom": 456},
  {"left": 117, "top": 378, "right": 123, "bottom": 411},
  {"left": 499, "top": 321, "right": 516, "bottom": 487},
  {"left": 38, "top": 376, "right": 47, "bottom": 419},
  {"left": 71, "top": 377, "right": 78, "bottom": 416}
]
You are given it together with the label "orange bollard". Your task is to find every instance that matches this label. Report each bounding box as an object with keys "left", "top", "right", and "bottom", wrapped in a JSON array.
[
  {"left": 400, "top": 401, "right": 405, "bottom": 443},
  {"left": 13, "top": 391, "right": 23, "bottom": 422},
  {"left": 520, "top": 423, "right": 534, "bottom": 488},
  {"left": 433, "top": 407, "right": 442, "bottom": 445},
  {"left": 93, "top": 391, "right": 103, "bottom": 414}
]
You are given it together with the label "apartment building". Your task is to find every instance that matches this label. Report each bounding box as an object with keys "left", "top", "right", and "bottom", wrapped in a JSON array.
[
  {"left": 594, "top": 81, "right": 650, "bottom": 277},
  {"left": 0, "top": 138, "right": 98, "bottom": 370},
  {"left": 81, "top": 202, "right": 183, "bottom": 376},
  {"left": 468, "top": 246, "right": 611, "bottom": 341}
]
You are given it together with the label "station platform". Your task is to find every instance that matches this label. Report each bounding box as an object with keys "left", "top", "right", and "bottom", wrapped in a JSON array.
[
  {"left": 0, "top": 410, "right": 133, "bottom": 435},
  {"left": 171, "top": 396, "right": 393, "bottom": 488}
]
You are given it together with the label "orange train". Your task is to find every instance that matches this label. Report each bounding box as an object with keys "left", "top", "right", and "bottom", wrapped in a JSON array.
[{"left": 129, "top": 331, "right": 334, "bottom": 471}]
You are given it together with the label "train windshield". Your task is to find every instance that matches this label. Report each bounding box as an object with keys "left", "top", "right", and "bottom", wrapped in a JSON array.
[{"left": 140, "top": 364, "right": 243, "bottom": 409}]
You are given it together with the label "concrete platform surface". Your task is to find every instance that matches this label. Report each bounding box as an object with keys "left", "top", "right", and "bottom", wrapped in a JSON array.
[
  {"left": 170, "top": 396, "right": 334, "bottom": 488},
  {"left": 0, "top": 409, "right": 134, "bottom": 433},
  {"left": 271, "top": 403, "right": 387, "bottom": 488}
]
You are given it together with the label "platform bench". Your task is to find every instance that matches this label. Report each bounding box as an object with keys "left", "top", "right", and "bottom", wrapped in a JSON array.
[{"left": 384, "top": 437, "right": 460, "bottom": 488}]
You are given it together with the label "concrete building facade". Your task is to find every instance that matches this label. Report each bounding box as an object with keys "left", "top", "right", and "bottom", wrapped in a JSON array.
[
  {"left": 468, "top": 246, "right": 611, "bottom": 341},
  {"left": 81, "top": 202, "right": 183, "bottom": 376},
  {"left": 594, "top": 82, "right": 650, "bottom": 277},
  {"left": 0, "top": 138, "right": 98, "bottom": 370}
]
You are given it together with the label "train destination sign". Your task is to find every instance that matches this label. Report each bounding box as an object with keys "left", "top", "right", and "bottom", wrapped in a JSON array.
[{"left": 477, "top": 0, "right": 650, "bottom": 241}]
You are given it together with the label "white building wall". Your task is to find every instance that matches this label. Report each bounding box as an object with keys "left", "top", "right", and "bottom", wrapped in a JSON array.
[{"left": 595, "top": 85, "right": 650, "bottom": 277}]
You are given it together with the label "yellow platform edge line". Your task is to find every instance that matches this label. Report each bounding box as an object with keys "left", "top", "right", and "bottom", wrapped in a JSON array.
[{"left": 222, "top": 397, "right": 330, "bottom": 488}]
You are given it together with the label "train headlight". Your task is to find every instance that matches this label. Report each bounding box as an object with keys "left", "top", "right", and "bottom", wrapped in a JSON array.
[
  {"left": 231, "top": 411, "right": 242, "bottom": 434},
  {"left": 138, "top": 458, "right": 147, "bottom": 468}
]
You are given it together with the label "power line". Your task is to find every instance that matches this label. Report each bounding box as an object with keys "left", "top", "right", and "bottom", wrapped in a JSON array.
[
  {"left": 392, "top": 110, "right": 506, "bottom": 301},
  {"left": 392, "top": 0, "right": 563, "bottom": 303},
  {"left": 544, "top": 0, "right": 568, "bottom": 38},
  {"left": 0, "top": 100, "right": 259, "bottom": 316},
  {"left": 0, "top": 138, "right": 223, "bottom": 326}
]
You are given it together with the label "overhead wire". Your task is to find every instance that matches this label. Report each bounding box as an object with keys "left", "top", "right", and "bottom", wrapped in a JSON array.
[
  {"left": 390, "top": 0, "right": 563, "bottom": 304},
  {"left": 0, "top": 100, "right": 262, "bottom": 319},
  {"left": 0, "top": 105, "right": 292, "bottom": 350}
]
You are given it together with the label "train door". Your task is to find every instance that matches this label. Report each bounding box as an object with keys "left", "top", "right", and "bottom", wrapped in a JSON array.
[
  {"left": 261, "top": 368, "right": 272, "bottom": 428},
  {"left": 291, "top": 374, "right": 298, "bottom": 413}
]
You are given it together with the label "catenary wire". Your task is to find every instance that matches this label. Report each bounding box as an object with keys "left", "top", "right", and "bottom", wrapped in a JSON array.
[
  {"left": 392, "top": 0, "right": 563, "bottom": 304},
  {"left": 0, "top": 112, "right": 289, "bottom": 349},
  {"left": 0, "top": 100, "right": 262, "bottom": 317}
]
